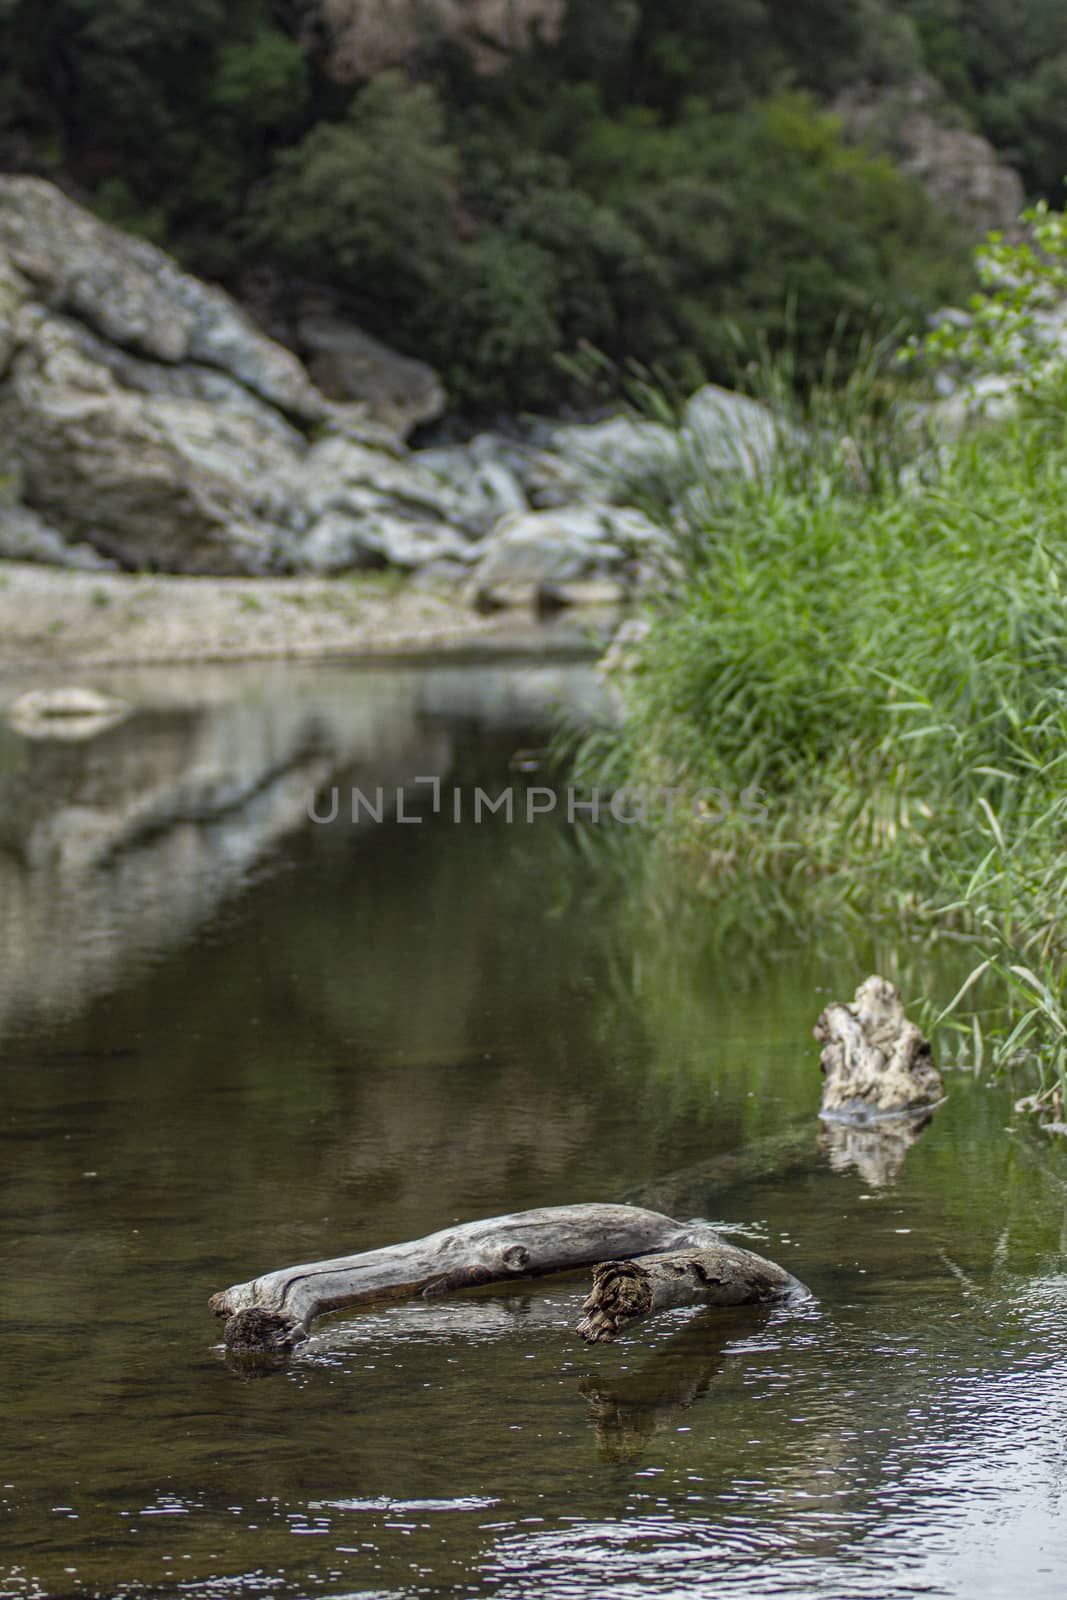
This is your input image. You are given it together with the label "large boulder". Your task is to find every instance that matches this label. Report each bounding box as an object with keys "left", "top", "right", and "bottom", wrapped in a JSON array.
[
  {"left": 548, "top": 416, "right": 682, "bottom": 499},
  {"left": 0, "top": 179, "right": 483, "bottom": 576},
  {"left": 536, "top": 389, "right": 779, "bottom": 507},
  {"left": 682, "top": 384, "right": 779, "bottom": 477},
  {"left": 297, "top": 312, "right": 446, "bottom": 438},
  {"left": 471, "top": 504, "right": 662, "bottom": 586},
  {"left": 0, "top": 176, "right": 326, "bottom": 421},
  {"left": 0, "top": 307, "right": 306, "bottom": 574}
]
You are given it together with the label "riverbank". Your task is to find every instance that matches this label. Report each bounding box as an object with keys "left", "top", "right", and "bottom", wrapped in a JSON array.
[
  {"left": 0, "top": 561, "right": 618, "bottom": 670},
  {"left": 588, "top": 393, "right": 1067, "bottom": 1115}
]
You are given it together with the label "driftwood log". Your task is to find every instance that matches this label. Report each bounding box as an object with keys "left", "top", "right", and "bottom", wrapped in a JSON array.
[
  {"left": 210, "top": 974, "right": 936, "bottom": 1359},
  {"left": 630, "top": 975, "right": 944, "bottom": 1211},
  {"left": 576, "top": 1242, "right": 793, "bottom": 1344},
  {"left": 210, "top": 1203, "right": 795, "bottom": 1353}
]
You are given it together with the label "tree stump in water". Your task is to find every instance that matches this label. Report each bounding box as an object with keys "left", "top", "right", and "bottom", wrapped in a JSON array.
[{"left": 815, "top": 975, "right": 942, "bottom": 1121}]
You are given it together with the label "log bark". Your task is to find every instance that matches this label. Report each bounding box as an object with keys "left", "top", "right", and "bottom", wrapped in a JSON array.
[
  {"left": 576, "top": 1243, "right": 794, "bottom": 1345},
  {"left": 210, "top": 1203, "right": 783, "bottom": 1353}
]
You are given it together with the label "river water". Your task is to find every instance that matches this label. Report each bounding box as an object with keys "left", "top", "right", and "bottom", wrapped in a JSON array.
[{"left": 1, "top": 657, "right": 1066, "bottom": 1600}]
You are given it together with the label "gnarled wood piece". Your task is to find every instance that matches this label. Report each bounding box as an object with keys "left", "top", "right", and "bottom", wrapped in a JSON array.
[
  {"left": 815, "top": 975, "right": 942, "bottom": 1121},
  {"left": 576, "top": 1242, "right": 795, "bottom": 1344},
  {"left": 209, "top": 1203, "right": 784, "bottom": 1352}
]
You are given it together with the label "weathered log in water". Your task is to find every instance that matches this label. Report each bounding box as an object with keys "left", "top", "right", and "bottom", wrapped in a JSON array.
[
  {"left": 210, "top": 1203, "right": 789, "bottom": 1353},
  {"left": 211, "top": 974, "right": 934, "bottom": 1361},
  {"left": 635, "top": 976, "right": 946, "bottom": 1214},
  {"left": 575, "top": 1242, "right": 796, "bottom": 1345}
]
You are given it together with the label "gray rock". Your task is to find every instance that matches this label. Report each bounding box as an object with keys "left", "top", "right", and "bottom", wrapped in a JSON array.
[
  {"left": 7, "top": 685, "right": 130, "bottom": 740},
  {"left": 317, "top": 0, "right": 566, "bottom": 81},
  {"left": 682, "top": 384, "right": 779, "bottom": 476},
  {"left": 302, "top": 510, "right": 470, "bottom": 574},
  {"left": 0, "top": 308, "right": 304, "bottom": 574},
  {"left": 418, "top": 442, "right": 529, "bottom": 531},
  {"left": 59, "top": 317, "right": 308, "bottom": 451},
  {"left": 297, "top": 433, "right": 475, "bottom": 530},
  {"left": 0, "top": 176, "right": 326, "bottom": 420},
  {"left": 548, "top": 415, "right": 682, "bottom": 498},
  {"left": 930, "top": 373, "right": 1019, "bottom": 436},
  {"left": 0, "top": 499, "right": 117, "bottom": 571},
  {"left": 832, "top": 77, "right": 1024, "bottom": 241},
  {"left": 472, "top": 504, "right": 661, "bottom": 585},
  {"left": 298, "top": 313, "right": 446, "bottom": 439}
]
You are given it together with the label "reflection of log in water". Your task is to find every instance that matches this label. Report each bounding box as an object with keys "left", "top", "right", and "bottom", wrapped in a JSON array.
[
  {"left": 579, "top": 1306, "right": 773, "bottom": 1462},
  {"left": 626, "top": 1121, "right": 821, "bottom": 1217},
  {"left": 630, "top": 1108, "right": 938, "bottom": 1215}
]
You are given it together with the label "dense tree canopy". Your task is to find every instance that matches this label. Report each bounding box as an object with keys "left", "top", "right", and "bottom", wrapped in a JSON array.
[{"left": 0, "top": 0, "right": 1059, "bottom": 415}]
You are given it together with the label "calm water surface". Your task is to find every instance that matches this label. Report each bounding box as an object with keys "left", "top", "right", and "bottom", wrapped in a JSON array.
[{"left": 1, "top": 658, "right": 1066, "bottom": 1600}]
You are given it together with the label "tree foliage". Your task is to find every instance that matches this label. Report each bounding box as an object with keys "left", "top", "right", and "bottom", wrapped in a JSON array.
[{"left": 0, "top": 0, "right": 1057, "bottom": 415}]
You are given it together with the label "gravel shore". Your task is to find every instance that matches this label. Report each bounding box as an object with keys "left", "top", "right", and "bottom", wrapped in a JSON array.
[{"left": 0, "top": 562, "right": 612, "bottom": 670}]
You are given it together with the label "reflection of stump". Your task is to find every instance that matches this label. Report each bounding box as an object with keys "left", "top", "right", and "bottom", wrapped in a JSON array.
[
  {"left": 815, "top": 975, "right": 942, "bottom": 1120},
  {"left": 579, "top": 1309, "right": 764, "bottom": 1462},
  {"left": 818, "top": 1110, "right": 935, "bottom": 1186}
]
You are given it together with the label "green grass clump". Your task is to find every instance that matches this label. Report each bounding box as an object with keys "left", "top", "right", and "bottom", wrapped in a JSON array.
[{"left": 584, "top": 386, "right": 1067, "bottom": 1112}]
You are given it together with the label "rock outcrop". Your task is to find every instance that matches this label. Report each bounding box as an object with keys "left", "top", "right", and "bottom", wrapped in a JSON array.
[
  {"left": 297, "top": 311, "right": 447, "bottom": 436},
  {"left": 0, "top": 177, "right": 324, "bottom": 420},
  {"left": 833, "top": 77, "right": 1025, "bottom": 241},
  {"left": 0, "top": 177, "right": 470, "bottom": 575},
  {"left": 0, "top": 175, "right": 780, "bottom": 586},
  {"left": 313, "top": 0, "right": 565, "bottom": 80}
]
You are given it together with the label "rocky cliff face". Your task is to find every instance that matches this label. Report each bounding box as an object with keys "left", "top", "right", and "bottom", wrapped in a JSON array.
[
  {"left": 0, "top": 176, "right": 776, "bottom": 586},
  {"left": 314, "top": 0, "right": 565, "bottom": 80},
  {"left": 0, "top": 177, "right": 473, "bottom": 576}
]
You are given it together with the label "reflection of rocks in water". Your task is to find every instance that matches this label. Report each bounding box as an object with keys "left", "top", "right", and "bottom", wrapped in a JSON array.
[
  {"left": 0, "top": 660, "right": 602, "bottom": 1040},
  {"left": 818, "top": 1110, "right": 936, "bottom": 1187},
  {"left": 6, "top": 685, "right": 131, "bottom": 741},
  {"left": 579, "top": 1307, "right": 769, "bottom": 1463}
]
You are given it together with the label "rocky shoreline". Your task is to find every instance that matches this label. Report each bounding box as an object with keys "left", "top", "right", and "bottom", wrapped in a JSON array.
[{"left": 0, "top": 560, "right": 626, "bottom": 671}]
